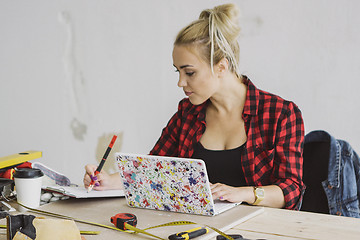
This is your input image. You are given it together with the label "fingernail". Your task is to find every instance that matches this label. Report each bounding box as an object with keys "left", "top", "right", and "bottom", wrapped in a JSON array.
[
  {"left": 95, "top": 182, "right": 100, "bottom": 187},
  {"left": 91, "top": 175, "right": 98, "bottom": 181},
  {"left": 219, "top": 196, "right": 223, "bottom": 200}
]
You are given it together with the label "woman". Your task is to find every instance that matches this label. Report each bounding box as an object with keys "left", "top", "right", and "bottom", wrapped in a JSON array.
[{"left": 84, "top": 3, "right": 305, "bottom": 210}]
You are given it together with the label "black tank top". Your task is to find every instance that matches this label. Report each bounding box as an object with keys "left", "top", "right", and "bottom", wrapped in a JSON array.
[{"left": 192, "top": 142, "right": 247, "bottom": 187}]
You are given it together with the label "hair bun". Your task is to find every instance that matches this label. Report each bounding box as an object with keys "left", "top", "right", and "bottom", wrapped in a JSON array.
[
  {"left": 200, "top": 3, "right": 241, "bottom": 42},
  {"left": 175, "top": 3, "right": 242, "bottom": 78},
  {"left": 199, "top": 3, "right": 239, "bottom": 20}
]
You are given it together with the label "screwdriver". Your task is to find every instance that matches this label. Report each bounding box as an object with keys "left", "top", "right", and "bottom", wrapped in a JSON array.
[{"left": 168, "top": 227, "right": 209, "bottom": 240}]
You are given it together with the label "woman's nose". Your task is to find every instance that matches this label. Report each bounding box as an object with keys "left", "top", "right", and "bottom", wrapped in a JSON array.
[{"left": 177, "top": 75, "right": 187, "bottom": 88}]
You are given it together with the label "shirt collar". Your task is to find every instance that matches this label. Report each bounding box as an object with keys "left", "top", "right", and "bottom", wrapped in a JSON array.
[
  {"left": 188, "top": 100, "right": 208, "bottom": 123},
  {"left": 242, "top": 75, "right": 259, "bottom": 116}
]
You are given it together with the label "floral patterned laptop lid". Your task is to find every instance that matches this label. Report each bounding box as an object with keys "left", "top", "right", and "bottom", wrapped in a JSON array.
[{"left": 116, "top": 153, "right": 217, "bottom": 216}]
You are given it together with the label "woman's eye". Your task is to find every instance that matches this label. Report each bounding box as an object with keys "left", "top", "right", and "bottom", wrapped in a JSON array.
[{"left": 186, "top": 72, "right": 194, "bottom": 76}]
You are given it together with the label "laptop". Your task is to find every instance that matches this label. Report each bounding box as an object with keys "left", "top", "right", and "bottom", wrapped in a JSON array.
[{"left": 115, "top": 152, "right": 241, "bottom": 216}]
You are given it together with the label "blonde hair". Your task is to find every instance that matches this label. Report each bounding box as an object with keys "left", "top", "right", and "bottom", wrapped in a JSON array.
[{"left": 175, "top": 3, "right": 241, "bottom": 77}]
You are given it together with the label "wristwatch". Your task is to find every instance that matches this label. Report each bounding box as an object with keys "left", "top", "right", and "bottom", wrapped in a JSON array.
[{"left": 252, "top": 187, "right": 265, "bottom": 205}]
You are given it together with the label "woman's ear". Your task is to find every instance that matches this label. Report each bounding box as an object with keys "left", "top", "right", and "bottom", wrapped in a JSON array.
[{"left": 215, "top": 58, "right": 229, "bottom": 77}]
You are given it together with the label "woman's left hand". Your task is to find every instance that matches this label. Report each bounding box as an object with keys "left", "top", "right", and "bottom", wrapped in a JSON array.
[
  {"left": 210, "top": 183, "right": 285, "bottom": 208},
  {"left": 210, "top": 183, "right": 253, "bottom": 203}
]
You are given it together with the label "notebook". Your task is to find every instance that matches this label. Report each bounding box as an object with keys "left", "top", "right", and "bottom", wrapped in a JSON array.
[
  {"left": 42, "top": 186, "right": 124, "bottom": 198},
  {"left": 115, "top": 152, "right": 241, "bottom": 216}
]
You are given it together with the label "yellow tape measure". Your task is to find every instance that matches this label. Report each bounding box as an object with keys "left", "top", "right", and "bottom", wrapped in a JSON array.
[{"left": 18, "top": 203, "right": 235, "bottom": 240}]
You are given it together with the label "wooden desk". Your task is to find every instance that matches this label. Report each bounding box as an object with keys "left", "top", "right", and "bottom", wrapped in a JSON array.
[
  {"left": 1, "top": 198, "right": 360, "bottom": 240},
  {"left": 230, "top": 207, "right": 360, "bottom": 240}
]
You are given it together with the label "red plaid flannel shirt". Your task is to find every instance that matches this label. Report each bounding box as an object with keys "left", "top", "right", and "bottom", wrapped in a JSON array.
[{"left": 150, "top": 76, "right": 305, "bottom": 210}]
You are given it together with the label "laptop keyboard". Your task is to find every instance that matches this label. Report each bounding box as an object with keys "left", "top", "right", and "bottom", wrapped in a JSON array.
[{"left": 213, "top": 199, "right": 241, "bottom": 213}]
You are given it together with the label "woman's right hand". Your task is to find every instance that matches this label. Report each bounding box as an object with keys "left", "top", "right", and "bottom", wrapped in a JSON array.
[{"left": 83, "top": 164, "right": 123, "bottom": 191}]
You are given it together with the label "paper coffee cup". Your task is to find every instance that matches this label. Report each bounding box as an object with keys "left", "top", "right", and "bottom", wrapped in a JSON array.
[{"left": 14, "top": 168, "right": 44, "bottom": 212}]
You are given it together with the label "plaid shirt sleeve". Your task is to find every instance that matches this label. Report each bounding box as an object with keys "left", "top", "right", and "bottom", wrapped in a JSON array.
[
  {"left": 272, "top": 102, "right": 305, "bottom": 209},
  {"left": 150, "top": 99, "right": 189, "bottom": 157},
  {"left": 244, "top": 99, "right": 305, "bottom": 210},
  {"left": 150, "top": 111, "right": 181, "bottom": 157},
  {"left": 150, "top": 99, "right": 206, "bottom": 158}
]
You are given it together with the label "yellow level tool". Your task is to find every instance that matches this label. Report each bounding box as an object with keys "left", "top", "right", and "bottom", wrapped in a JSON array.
[{"left": 0, "top": 151, "right": 42, "bottom": 169}]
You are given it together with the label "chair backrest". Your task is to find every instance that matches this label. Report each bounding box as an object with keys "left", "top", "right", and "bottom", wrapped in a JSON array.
[{"left": 301, "top": 140, "right": 330, "bottom": 214}]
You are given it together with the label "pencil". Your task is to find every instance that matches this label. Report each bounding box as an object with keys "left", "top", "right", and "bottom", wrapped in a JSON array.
[{"left": 87, "top": 135, "right": 117, "bottom": 193}]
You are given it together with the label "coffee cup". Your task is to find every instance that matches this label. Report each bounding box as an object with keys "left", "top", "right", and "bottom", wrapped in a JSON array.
[{"left": 14, "top": 168, "right": 44, "bottom": 211}]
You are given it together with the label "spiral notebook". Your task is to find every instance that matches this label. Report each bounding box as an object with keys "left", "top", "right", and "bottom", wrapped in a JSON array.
[{"left": 115, "top": 152, "right": 241, "bottom": 216}]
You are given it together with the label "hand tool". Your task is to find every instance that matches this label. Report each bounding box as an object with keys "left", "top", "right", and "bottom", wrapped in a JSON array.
[{"left": 168, "top": 227, "right": 209, "bottom": 240}]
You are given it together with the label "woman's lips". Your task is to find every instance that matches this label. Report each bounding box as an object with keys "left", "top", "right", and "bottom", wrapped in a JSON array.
[{"left": 184, "top": 91, "right": 192, "bottom": 96}]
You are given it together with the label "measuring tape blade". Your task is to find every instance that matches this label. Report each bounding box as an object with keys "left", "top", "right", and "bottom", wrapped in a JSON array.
[
  {"left": 124, "top": 223, "right": 166, "bottom": 240},
  {"left": 204, "top": 225, "right": 234, "bottom": 240},
  {"left": 19, "top": 203, "right": 126, "bottom": 232},
  {"left": 143, "top": 220, "right": 197, "bottom": 230}
]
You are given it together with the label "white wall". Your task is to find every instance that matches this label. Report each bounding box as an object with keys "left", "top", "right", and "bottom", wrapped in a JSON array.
[{"left": 1, "top": 0, "right": 359, "bottom": 185}]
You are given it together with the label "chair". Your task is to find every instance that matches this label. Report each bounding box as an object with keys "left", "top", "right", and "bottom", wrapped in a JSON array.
[{"left": 301, "top": 139, "right": 330, "bottom": 214}]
